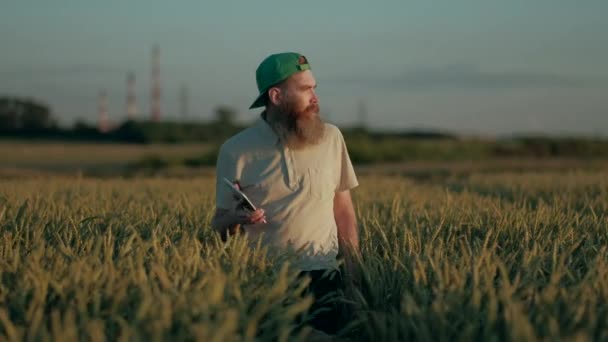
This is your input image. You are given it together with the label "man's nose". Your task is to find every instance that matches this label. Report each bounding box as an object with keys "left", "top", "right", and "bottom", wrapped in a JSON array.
[{"left": 311, "top": 92, "right": 318, "bottom": 104}]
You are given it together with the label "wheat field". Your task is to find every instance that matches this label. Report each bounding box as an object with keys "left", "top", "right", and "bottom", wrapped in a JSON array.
[{"left": 0, "top": 167, "right": 607, "bottom": 341}]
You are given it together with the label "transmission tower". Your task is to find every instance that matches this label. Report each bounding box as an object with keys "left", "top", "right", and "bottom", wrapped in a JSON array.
[
  {"left": 126, "top": 72, "right": 138, "bottom": 120},
  {"left": 98, "top": 90, "right": 109, "bottom": 133},
  {"left": 150, "top": 45, "right": 162, "bottom": 122},
  {"left": 357, "top": 99, "right": 368, "bottom": 130},
  {"left": 179, "top": 84, "right": 189, "bottom": 120}
]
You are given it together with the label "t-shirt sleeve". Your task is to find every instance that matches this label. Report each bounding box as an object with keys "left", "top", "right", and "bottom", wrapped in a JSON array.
[
  {"left": 215, "top": 144, "right": 236, "bottom": 210},
  {"left": 335, "top": 127, "right": 359, "bottom": 192}
]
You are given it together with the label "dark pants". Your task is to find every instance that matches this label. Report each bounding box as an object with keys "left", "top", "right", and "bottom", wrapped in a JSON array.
[{"left": 297, "top": 269, "right": 344, "bottom": 335}]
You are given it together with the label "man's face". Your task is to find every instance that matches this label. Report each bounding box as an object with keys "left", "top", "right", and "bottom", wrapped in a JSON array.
[
  {"left": 281, "top": 70, "right": 319, "bottom": 117},
  {"left": 267, "top": 70, "right": 325, "bottom": 149}
]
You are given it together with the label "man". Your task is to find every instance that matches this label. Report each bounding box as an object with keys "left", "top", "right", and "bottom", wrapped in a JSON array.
[{"left": 211, "top": 52, "right": 360, "bottom": 335}]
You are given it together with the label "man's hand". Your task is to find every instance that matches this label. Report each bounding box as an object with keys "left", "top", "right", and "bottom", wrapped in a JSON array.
[
  {"left": 340, "top": 247, "right": 364, "bottom": 324},
  {"left": 211, "top": 207, "right": 267, "bottom": 241},
  {"left": 234, "top": 207, "right": 267, "bottom": 225},
  {"left": 334, "top": 189, "right": 361, "bottom": 301},
  {"left": 342, "top": 254, "right": 362, "bottom": 288},
  {"left": 340, "top": 246, "right": 363, "bottom": 304}
]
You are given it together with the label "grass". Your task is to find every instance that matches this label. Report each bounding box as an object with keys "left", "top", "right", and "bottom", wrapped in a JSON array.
[
  {"left": 0, "top": 141, "right": 212, "bottom": 169},
  {"left": 0, "top": 166, "right": 607, "bottom": 341}
]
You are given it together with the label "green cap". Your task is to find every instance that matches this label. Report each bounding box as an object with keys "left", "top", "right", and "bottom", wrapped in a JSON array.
[{"left": 249, "top": 52, "right": 311, "bottom": 109}]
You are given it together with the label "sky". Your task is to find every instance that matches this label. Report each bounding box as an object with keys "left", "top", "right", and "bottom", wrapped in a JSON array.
[{"left": 1, "top": 0, "right": 607, "bottom": 136}]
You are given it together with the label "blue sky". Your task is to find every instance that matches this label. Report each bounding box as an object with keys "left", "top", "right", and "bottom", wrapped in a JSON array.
[{"left": 1, "top": 0, "right": 607, "bottom": 136}]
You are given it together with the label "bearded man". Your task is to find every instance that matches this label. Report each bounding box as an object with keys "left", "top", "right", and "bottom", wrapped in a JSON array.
[{"left": 211, "top": 52, "right": 360, "bottom": 336}]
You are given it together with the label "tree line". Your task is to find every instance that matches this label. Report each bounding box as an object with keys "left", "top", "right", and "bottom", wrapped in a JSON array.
[{"left": 2, "top": 95, "right": 608, "bottom": 163}]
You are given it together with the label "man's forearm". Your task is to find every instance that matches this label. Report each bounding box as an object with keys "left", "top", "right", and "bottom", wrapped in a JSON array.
[
  {"left": 211, "top": 208, "right": 266, "bottom": 242},
  {"left": 211, "top": 210, "right": 241, "bottom": 239},
  {"left": 334, "top": 190, "right": 360, "bottom": 271},
  {"left": 336, "top": 215, "right": 359, "bottom": 261},
  {"left": 336, "top": 213, "right": 361, "bottom": 292}
]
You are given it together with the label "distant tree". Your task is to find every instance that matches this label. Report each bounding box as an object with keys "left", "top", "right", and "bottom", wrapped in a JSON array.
[
  {"left": 0, "top": 96, "right": 56, "bottom": 131},
  {"left": 0, "top": 97, "right": 19, "bottom": 130},
  {"left": 21, "top": 100, "right": 55, "bottom": 130},
  {"left": 214, "top": 106, "right": 237, "bottom": 126},
  {"left": 73, "top": 119, "right": 93, "bottom": 131}
]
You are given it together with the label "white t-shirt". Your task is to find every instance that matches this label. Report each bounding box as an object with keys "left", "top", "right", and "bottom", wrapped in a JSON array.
[{"left": 215, "top": 114, "right": 359, "bottom": 271}]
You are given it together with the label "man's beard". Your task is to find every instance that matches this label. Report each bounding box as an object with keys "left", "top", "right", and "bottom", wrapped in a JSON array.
[{"left": 266, "top": 101, "right": 326, "bottom": 150}]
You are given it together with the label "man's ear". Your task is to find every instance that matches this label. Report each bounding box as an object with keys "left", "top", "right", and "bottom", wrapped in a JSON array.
[{"left": 267, "top": 87, "right": 282, "bottom": 106}]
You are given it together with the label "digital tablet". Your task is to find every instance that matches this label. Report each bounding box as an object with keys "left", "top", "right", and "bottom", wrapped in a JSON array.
[{"left": 222, "top": 178, "right": 257, "bottom": 211}]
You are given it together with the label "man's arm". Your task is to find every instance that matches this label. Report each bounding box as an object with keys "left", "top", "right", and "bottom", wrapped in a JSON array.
[
  {"left": 213, "top": 144, "right": 266, "bottom": 240},
  {"left": 334, "top": 189, "right": 360, "bottom": 284}
]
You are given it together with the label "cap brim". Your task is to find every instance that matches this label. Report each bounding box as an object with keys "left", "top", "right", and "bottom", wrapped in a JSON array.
[{"left": 249, "top": 93, "right": 266, "bottom": 109}]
